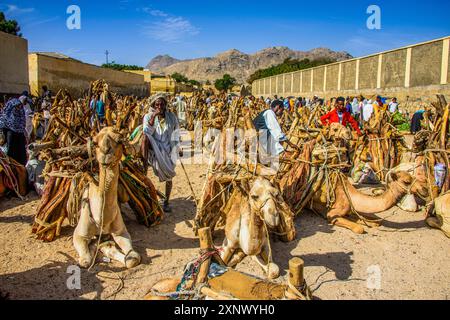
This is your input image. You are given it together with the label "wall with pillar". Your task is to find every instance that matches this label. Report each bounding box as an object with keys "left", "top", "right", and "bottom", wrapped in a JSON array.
[{"left": 252, "top": 36, "right": 450, "bottom": 103}]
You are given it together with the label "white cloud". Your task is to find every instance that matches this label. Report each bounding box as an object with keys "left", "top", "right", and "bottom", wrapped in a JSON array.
[
  {"left": 142, "top": 10, "right": 199, "bottom": 43},
  {"left": 5, "top": 4, "right": 35, "bottom": 15},
  {"left": 149, "top": 10, "right": 168, "bottom": 17}
]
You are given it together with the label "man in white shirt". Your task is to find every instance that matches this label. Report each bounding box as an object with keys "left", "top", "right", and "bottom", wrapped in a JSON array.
[
  {"left": 173, "top": 95, "right": 187, "bottom": 128},
  {"left": 388, "top": 97, "right": 399, "bottom": 113},
  {"left": 362, "top": 99, "right": 374, "bottom": 122},
  {"left": 253, "top": 100, "right": 297, "bottom": 159}
]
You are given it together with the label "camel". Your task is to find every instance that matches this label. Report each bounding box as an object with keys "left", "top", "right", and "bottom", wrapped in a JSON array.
[
  {"left": 426, "top": 192, "right": 450, "bottom": 238},
  {"left": 73, "top": 127, "right": 141, "bottom": 269},
  {"left": 221, "top": 177, "right": 293, "bottom": 279},
  {"left": 311, "top": 171, "right": 429, "bottom": 234}
]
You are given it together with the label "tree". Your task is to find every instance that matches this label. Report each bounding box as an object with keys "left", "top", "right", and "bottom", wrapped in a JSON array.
[
  {"left": 214, "top": 74, "right": 236, "bottom": 92},
  {"left": 188, "top": 79, "right": 201, "bottom": 87},
  {"left": 171, "top": 72, "right": 189, "bottom": 83},
  {"left": 101, "top": 62, "right": 143, "bottom": 71},
  {"left": 0, "top": 11, "right": 22, "bottom": 37},
  {"left": 247, "top": 57, "right": 336, "bottom": 84},
  {"left": 205, "top": 80, "right": 211, "bottom": 85}
]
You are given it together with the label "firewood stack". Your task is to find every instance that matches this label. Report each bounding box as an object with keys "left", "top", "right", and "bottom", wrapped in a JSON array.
[
  {"left": 30, "top": 81, "right": 163, "bottom": 242},
  {"left": 413, "top": 95, "right": 450, "bottom": 198},
  {"left": 353, "top": 109, "right": 408, "bottom": 181}
]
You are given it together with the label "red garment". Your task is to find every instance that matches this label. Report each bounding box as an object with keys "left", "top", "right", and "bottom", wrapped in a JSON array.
[{"left": 320, "top": 108, "right": 362, "bottom": 135}]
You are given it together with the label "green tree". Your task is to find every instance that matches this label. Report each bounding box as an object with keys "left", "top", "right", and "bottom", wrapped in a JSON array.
[
  {"left": 205, "top": 80, "right": 211, "bottom": 85},
  {"left": 171, "top": 72, "right": 189, "bottom": 83},
  {"left": 101, "top": 62, "right": 143, "bottom": 71},
  {"left": 188, "top": 79, "right": 201, "bottom": 86},
  {"left": 214, "top": 74, "right": 236, "bottom": 92},
  {"left": 0, "top": 11, "right": 22, "bottom": 37},
  {"left": 247, "top": 57, "right": 336, "bottom": 83}
]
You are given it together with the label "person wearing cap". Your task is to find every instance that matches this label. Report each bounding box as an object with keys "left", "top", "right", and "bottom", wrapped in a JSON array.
[
  {"left": 143, "top": 94, "right": 181, "bottom": 212},
  {"left": 0, "top": 96, "right": 28, "bottom": 165},
  {"left": 253, "top": 99, "right": 298, "bottom": 158},
  {"left": 320, "top": 97, "right": 362, "bottom": 135}
]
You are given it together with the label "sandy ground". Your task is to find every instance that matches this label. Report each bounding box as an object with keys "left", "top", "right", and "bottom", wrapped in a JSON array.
[{"left": 0, "top": 140, "right": 449, "bottom": 300}]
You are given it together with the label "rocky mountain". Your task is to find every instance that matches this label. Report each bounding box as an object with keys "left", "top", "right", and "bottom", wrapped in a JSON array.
[
  {"left": 146, "top": 54, "right": 182, "bottom": 71},
  {"left": 146, "top": 47, "right": 352, "bottom": 84}
]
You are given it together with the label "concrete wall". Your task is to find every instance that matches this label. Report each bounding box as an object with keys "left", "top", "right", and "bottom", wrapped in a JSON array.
[
  {"left": 29, "top": 53, "right": 149, "bottom": 98},
  {"left": 252, "top": 36, "right": 450, "bottom": 103},
  {"left": 0, "top": 31, "right": 29, "bottom": 95}
]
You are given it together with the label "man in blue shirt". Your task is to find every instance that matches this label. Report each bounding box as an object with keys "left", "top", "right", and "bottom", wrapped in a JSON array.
[{"left": 90, "top": 94, "right": 105, "bottom": 125}]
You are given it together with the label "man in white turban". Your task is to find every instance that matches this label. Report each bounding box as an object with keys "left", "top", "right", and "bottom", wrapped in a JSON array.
[{"left": 143, "top": 94, "right": 181, "bottom": 212}]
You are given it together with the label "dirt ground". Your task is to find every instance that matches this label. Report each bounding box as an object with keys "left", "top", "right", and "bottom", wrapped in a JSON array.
[{"left": 0, "top": 146, "right": 449, "bottom": 300}]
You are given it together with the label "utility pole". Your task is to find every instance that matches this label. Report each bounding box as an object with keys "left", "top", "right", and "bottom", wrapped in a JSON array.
[{"left": 105, "top": 50, "right": 109, "bottom": 64}]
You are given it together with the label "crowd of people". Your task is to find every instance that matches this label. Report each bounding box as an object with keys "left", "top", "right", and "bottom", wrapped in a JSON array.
[
  {"left": 255, "top": 94, "right": 428, "bottom": 133},
  {"left": 0, "top": 86, "right": 52, "bottom": 165},
  {"left": 0, "top": 86, "right": 433, "bottom": 207}
]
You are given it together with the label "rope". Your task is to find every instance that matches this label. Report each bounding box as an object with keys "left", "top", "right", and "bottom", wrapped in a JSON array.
[{"left": 286, "top": 280, "right": 313, "bottom": 300}]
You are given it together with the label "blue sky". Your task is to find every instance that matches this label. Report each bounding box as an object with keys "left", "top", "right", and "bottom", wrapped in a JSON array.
[{"left": 1, "top": 0, "right": 449, "bottom": 67}]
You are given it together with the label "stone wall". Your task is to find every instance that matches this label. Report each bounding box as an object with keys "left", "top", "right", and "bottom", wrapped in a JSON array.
[
  {"left": 252, "top": 36, "right": 450, "bottom": 103},
  {"left": 29, "top": 53, "right": 149, "bottom": 98},
  {"left": 0, "top": 31, "right": 29, "bottom": 95}
]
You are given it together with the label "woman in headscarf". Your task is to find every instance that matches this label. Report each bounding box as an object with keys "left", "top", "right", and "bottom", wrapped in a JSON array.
[
  {"left": 143, "top": 94, "right": 181, "bottom": 212},
  {"left": 0, "top": 97, "right": 28, "bottom": 165}
]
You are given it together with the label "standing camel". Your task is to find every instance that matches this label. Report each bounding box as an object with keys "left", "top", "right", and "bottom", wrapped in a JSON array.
[{"left": 73, "top": 127, "right": 141, "bottom": 268}]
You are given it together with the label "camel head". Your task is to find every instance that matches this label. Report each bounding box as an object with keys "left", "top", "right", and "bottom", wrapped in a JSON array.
[
  {"left": 389, "top": 171, "right": 429, "bottom": 200},
  {"left": 248, "top": 177, "right": 281, "bottom": 229},
  {"left": 93, "top": 127, "right": 124, "bottom": 167}
]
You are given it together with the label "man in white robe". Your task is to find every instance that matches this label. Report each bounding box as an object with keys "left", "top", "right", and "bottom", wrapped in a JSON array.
[
  {"left": 173, "top": 96, "right": 187, "bottom": 128},
  {"left": 253, "top": 100, "right": 297, "bottom": 169},
  {"left": 143, "top": 95, "right": 181, "bottom": 212}
]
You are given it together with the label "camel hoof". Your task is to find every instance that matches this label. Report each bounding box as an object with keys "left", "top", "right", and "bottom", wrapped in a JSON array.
[
  {"left": 144, "top": 278, "right": 180, "bottom": 300},
  {"left": 125, "top": 251, "right": 141, "bottom": 269},
  {"left": 78, "top": 257, "right": 92, "bottom": 269},
  {"left": 426, "top": 217, "right": 441, "bottom": 229},
  {"left": 352, "top": 225, "right": 365, "bottom": 234},
  {"left": 267, "top": 263, "right": 280, "bottom": 279}
]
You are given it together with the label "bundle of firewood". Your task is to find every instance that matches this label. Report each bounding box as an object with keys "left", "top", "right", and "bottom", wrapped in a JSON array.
[
  {"left": 353, "top": 109, "right": 407, "bottom": 181},
  {"left": 30, "top": 82, "right": 163, "bottom": 242}
]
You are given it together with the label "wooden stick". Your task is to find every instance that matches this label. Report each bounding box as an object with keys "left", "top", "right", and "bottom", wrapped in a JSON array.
[
  {"left": 289, "top": 257, "right": 305, "bottom": 287},
  {"left": 197, "top": 227, "right": 213, "bottom": 284}
]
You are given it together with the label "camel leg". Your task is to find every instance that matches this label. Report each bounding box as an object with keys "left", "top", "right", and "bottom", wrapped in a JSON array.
[
  {"left": 110, "top": 213, "right": 141, "bottom": 269},
  {"left": 252, "top": 240, "right": 280, "bottom": 279},
  {"left": 220, "top": 238, "right": 237, "bottom": 265},
  {"left": 355, "top": 218, "right": 381, "bottom": 228},
  {"left": 73, "top": 233, "right": 93, "bottom": 268},
  {"left": 227, "top": 249, "right": 247, "bottom": 268},
  {"left": 328, "top": 208, "right": 365, "bottom": 234},
  {"left": 73, "top": 198, "right": 97, "bottom": 268}
]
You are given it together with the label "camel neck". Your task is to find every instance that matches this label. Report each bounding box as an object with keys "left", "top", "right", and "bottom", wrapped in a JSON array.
[
  {"left": 98, "top": 164, "right": 119, "bottom": 199},
  {"left": 347, "top": 179, "right": 407, "bottom": 214}
]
